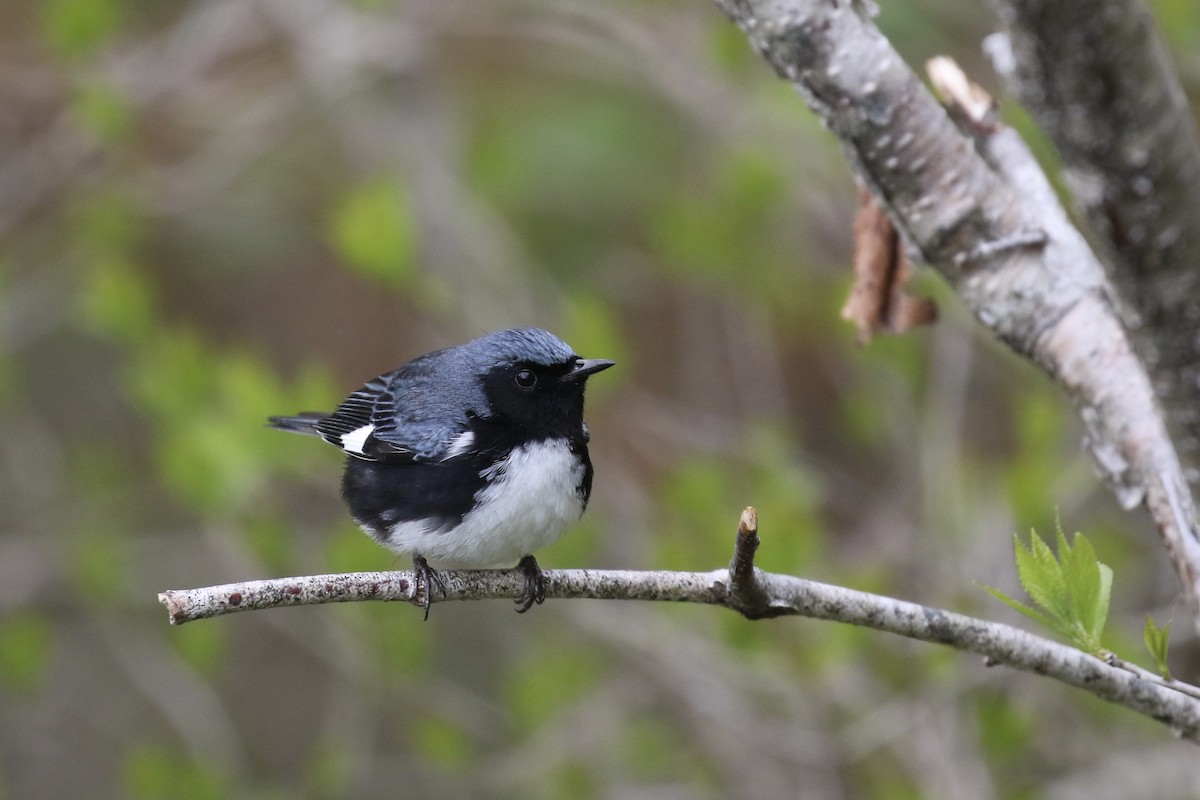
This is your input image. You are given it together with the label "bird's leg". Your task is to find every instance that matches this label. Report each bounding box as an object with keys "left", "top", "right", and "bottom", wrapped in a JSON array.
[
  {"left": 514, "top": 555, "right": 547, "bottom": 613},
  {"left": 412, "top": 555, "right": 447, "bottom": 621}
]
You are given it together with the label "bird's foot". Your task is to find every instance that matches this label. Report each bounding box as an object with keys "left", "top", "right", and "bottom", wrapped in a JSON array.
[
  {"left": 413, "top": 555, "right": 447, "bottom": 621},
  {"left": 514, "top": 555, "right": 547, "bottom": 613}
]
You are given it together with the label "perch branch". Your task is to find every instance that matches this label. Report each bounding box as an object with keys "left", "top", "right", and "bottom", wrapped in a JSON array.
[
  {"left": 709, "top": 0, "right": 1200, "bottom": 636},
  {"left": 159, "top": 508, "right": 1200, "bottom": 743}
]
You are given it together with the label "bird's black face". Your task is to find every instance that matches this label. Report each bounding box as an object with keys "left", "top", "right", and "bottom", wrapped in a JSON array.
[{"left": 480, "top": 357, "right": 614, "bottom": 441}]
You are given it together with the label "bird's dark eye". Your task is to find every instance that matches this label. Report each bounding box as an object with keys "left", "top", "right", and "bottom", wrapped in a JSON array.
[{"left": 514, "top": 369, "right": 538, "bottom": 390}]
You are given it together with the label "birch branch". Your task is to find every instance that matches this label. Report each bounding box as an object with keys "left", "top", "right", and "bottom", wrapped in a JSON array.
[
  {"left": 987, "top": 0, "right": 1200, "bottom": 476},
  {"left": 158, "top": 508, "right": 1200, "bottom": 743},
  {"left": 709, "top": 0, "right": 1200, "bottom": 636}
]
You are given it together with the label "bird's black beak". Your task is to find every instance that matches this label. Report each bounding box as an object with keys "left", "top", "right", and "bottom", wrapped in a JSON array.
[{"left": 561, "top": 358, "right": 616, "bottom": 383}]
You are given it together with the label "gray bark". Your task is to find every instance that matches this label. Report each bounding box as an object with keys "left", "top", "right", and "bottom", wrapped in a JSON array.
[{"left": 989, "top": 0, "right": 1200, "bottom": 478}]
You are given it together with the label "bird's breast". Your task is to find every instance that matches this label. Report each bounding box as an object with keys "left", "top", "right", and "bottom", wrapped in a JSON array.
[{"left": 383, "top": 437, "right": 592, "bottom": 567}]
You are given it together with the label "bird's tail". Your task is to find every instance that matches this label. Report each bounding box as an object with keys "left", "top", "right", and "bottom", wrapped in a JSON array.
[{"left": 267, "top": 412, "right": 329, "bottom": 436}]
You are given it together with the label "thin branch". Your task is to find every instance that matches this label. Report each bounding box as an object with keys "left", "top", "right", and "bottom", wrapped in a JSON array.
[
  {"left": 708, "top": 0, "right": 1200, "bottom": 637},
  {"left": 1107, "top": 655, "right": 1200, "bottom": 703},
  {"left": 159, "top": 508, "right": 1200, "bottom": 743}
]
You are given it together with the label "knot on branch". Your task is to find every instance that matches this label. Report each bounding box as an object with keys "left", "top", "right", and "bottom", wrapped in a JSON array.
[{"left": 727, "top": 507, "right": 791, "bottom": 619}]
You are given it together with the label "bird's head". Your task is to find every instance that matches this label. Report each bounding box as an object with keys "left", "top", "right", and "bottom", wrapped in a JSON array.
[{"left": 471, "top": 328, "right": 614, "bottom": 439}]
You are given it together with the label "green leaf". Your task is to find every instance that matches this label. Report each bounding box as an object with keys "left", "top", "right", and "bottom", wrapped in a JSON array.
[
  {"left": 1143, "top": 615, "right": 1172, "bottom": 681},
  {"left": 980, "top": 585, "right": 1056, "bottom": 631},
  {"left": 1092, "top": 563, "right": 1113, "bottom": 646},
  {"left": 1062, "top": 528, "right": 1105, "bottom": 646},
  {"left": 1013, "top": 531, "right": 1067, "bottom": 621},
  {"left": 987, "top": 527, "right": 1113, "bottom": 655}
]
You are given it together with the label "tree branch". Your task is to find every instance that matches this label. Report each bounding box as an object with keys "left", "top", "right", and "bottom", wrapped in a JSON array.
[
  {"left": 709, "top": 0, "right": 1200, "bottom": 636},
  {"left": 987, "top": 0, "right": 1200, "bottom": 477},
  {"left": 159, "top": 508, "right": 1200, "bottom": 743}
]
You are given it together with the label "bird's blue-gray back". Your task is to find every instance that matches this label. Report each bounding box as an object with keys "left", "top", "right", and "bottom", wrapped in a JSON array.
[
  {"left": 368, "top": 347, "right": 486, "bottom": 459},
  {"left": 344, "top": 329, "right": 578, "bottom": 460}
]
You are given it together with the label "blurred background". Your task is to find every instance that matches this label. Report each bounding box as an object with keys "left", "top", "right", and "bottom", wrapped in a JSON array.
[{"left": 3, "top": 1, "right": 1200, "bottom": 798}]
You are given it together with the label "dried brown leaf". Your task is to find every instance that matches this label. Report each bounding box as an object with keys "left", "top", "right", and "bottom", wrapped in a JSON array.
[{"left": 841, "top": 188, "right": 938, "bottom": 343}]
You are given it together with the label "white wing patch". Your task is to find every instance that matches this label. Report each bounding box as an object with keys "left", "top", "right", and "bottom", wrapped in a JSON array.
[
  {"left": 340, "top": 424, "right": 375, "bottom": 455},
  {"left": 441, "top": 431, "right": 476, "bottom": 461}
]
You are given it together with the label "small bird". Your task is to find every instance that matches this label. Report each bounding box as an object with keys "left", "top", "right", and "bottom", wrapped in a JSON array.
[{"left": 268, "top": 328, "right": 614, "bottom": 617}]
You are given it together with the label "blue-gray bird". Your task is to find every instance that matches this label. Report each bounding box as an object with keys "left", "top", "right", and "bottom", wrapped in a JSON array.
[{"left": 268, "top": 328, "right": 614, "bottom": 617}]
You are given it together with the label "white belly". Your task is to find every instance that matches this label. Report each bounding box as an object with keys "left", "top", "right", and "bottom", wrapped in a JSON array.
[{"left": 381, "top": 439, "right": 587, "bottom": 568}]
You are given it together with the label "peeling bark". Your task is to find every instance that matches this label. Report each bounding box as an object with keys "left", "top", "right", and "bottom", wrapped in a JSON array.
[{"left": 988, "top": 0, "right": 1200, "bottom": 477}]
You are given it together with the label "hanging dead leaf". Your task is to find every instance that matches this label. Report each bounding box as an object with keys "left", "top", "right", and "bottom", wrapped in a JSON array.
[{"left": 841, "top": 188, "right": 938, "bottom": 344}]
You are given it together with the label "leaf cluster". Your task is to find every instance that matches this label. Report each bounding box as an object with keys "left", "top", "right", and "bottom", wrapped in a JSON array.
[
  {"left": 984, "top": 524, "right": 1112, "bottom": 656},
  {"left": 985, "top": 523, "right": 1178, "bottom": 677}
]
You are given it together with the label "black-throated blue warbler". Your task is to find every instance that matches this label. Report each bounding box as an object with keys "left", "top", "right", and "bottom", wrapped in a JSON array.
[{"left": 269, "top": 328, "right": 614, "bottom": 617}]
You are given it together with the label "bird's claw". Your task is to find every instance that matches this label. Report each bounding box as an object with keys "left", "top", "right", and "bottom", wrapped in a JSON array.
[
  {"left": 514, "top": 555, "right": 547, "bottom": 613},
  {"left": 413, "top": 555, "right": 447, "bottom": 621}
]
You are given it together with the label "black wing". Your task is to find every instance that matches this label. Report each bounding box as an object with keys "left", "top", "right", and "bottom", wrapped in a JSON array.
[
  {"left": 306, "top": 375, "right": 405, "bottom": 461},
  {"left": 313, "top": 371, "right": 476, "bottom": 462}
]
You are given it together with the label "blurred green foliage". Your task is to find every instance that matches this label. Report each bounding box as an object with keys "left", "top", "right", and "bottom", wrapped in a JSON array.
[
  {"left": 975, "top": 689, "right": 1037, "bottom": 765},
  {"left": 1153, "top": 0, "right": 1200, "bottom": 48},
  {"left": 852, "top": 755, "right": 921, "bottom": 800},
  {"left": 467, "top": 83, "right": 684, "bottom": 275},
  {"left": 170, "top": 621, "right": 227, "bottom": 677},
  {"left": 305, "top": 739, "right": 353, "bottom": 799},
  {"left": 328, "top": 179, "right": 419, "bottom": 289},
  {"left": 72, "top": 81, "right": 135, "bottom": 145},
  {"left": 411, "top": 715, "right": 474, "bottom": 772},
  {"left": 0, "top": 613, "right": 54, "bottom": 694},
  {"left": 67, "top": 525, "right": 132, "bottom": 607},
  {"left": 81, "top": 259, "right": 158, "bottom": 342},
  {"left": 502, "top": 640, "right": 606, "bottom": 735},
  {"left": 655, "top": 423, "right": 822, "bottom": 573},
  {"left": 654, "top": 149, "right": 787, "bottom": 284},
  {"left": 123, "top": 744, "right": 227, "bottom": 800},
  {"left": 624, "top": 715, "right": 702, "bottom": 781},
  {"left": 323, "top": 522, "right": 401, "bottom": 575},
  {"left": 3, "top": 0, "right": 1198, "bottom": 798},
  {"left": 1004, "top": 389, "right": 1068, "bottom": 528},
  {"left": 42, "top": 0, "right": 124, "bottom": 59},
  {"left": 128, "top": 329, "right": 332, "bottom": 513},
  {"left": 561, "top": 294, "right": 627, "bottom": 396}
]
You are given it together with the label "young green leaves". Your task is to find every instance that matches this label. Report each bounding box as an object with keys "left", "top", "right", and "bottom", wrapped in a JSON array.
[
  {"left": 1143, "top": 615, "right": 1172, "bottom": 681},
  {"left": 983, "top": 525, "right": 1112, "bottom": 656}
]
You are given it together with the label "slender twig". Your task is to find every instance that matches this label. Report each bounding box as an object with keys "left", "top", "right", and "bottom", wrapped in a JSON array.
[
  {"left": 1106, "top": 655, "right": 1200, "bottom": 703},
  {"left": 159, "top": 508, "right": 1200, "bottom": 743}
]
